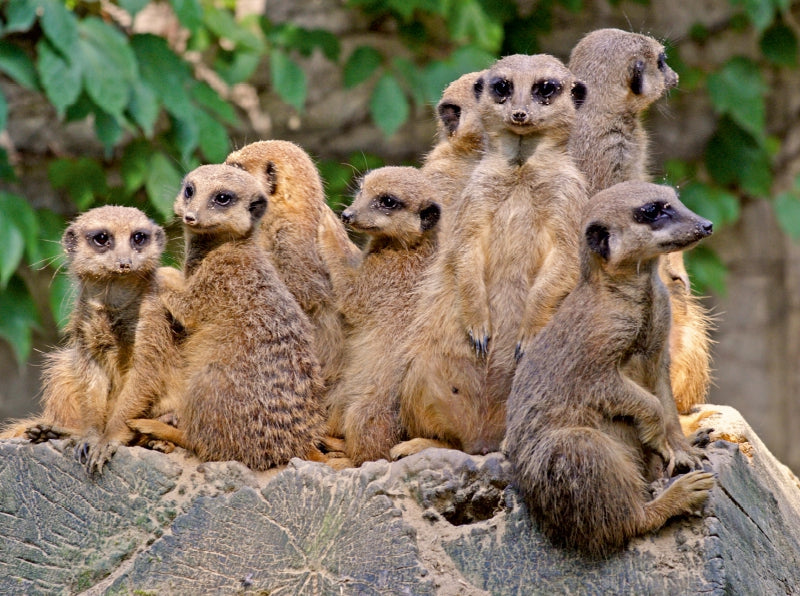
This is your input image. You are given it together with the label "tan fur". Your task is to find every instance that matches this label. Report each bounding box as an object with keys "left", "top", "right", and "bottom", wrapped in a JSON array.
[
  {"left": 129, "top": 164, "right": 325, "bottom": 471},
  {"left": 568, "top": 28, "right": 711, "bottom": 412},
  {"left": 225, "top": 140, "right": 359, "bottom": 388},
  {"left": 0, "top": 206, "right": 181, "bottom": 472},
  {"left": 506, "top": 181, "right": 714, "bottom": 558},
  {"left": 321, "top": 166, "right": 441, "bottom": 465},
  {"left": 393, "top": 55, "right": 588, "bottom": 458}
]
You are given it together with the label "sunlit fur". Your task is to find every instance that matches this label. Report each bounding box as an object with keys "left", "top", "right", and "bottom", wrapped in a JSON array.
[{"left": 506, "top": 181, "right": 714, "bottom": 558}]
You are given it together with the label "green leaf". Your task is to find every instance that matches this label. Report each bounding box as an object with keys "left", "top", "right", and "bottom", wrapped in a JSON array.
[
  {"left": 270, "top": 24, "right": 341, "bottom": 60},
  {"left": 39, "top": 0, "right": 78, "bottom": 58},
  {"left": 196, "top": 109, "right": 231, "bottom": 163},
  {"left": 203, "top": 6, "right": 264, "bottom": 53},
  {"left": 213, "top": 49, "right": 261, "bottom": 86},
  {"left": 392, "top": 57, "right": 427, "bottom": 107},
  {"left": 0, "top": 192, "right": 38, "bottom": 266},
  {"left": 118, "top": 0, "right": 150, "bottom": 18},
  {"left": 169, "top": 113, "right": 200, "bottom": 163},
  {"left": 707, "top": 57, "right": 766, "bottom": 140},
  {"left": 36, "top": 38, "right": 82, "bottom": 115},
  {"left": 0, "top": 206, "right": 25, "bottom": 288},
  {"left": 121, "top": 140, "right": 151, "bottom": 194},
  {"left": 0, "top": 276, "right": 40, "bottom": 364},
  {"left": 35, "top": 208, "right": 67, "bottom": 268},
  {"left": 318, "top": 159, "right": 356, "bottom": 212},
  {"left": 447, "top": 0, "right": 503, "bottom": 53},
  {"left": 0, "top": 91, "right": 6, "bottom": 133},
  {"left": 760, "top": 22, "right": 798, "bottom": 66},
  {"left": 730, "top": 0, "right": 775, "bottom": 31},
  {"left": 78, "top": 18, "right": 137, "bottom": 118},
  {"left": 127, "top": 80, "right": 160, "bottom": 137},
  {"left": 0, "top": 147, "right": 16, "bottom": 181},
  {"left": 48, "top": 158, "right": 109, "bottom": 210},
  {"left": 706, "top": 118, "right": 772, "bottom": 197},
  {"left": 169, "top": 0, "right": 203, "bottom": 32},
  {"left": 131, "top": 34, "right": 194, "bottom": 117},
  {"left": 49, "top": 271, "right": 74, "bottom": 331},
  {"left": 685, "top": 245, "right": 728, "bottom": 296},
  {"left": 679, "top": 182, "right": 741, "bottom": 229},
  {"left": 0, "top": 41, "right": 39, "bottom": 89},
  {"left": 93, "top": 108, "right": 123, "bottom": 153},
  {"left": 344, "top": 46, "right": 382, "bottom": 88},
  {"left": 145, "top": 153, "right": 183, "bottom": 221},
  {"left": 270, "top": 50, "right": 307, "bottom": 112},
  {"left": 422, "top": 45, "right": 495, "bottom": 104},
  {"left": 370, "top": 74, "right": 409, "bottom": 136},
  {"left": 773, "top": 191, "right": 800, "bottom": 240},
  {"left": 4, "top": 0, "right": 37, "bottom": 34},
  {"left": 191, "top": 81, "right": 238, "bottom": 125}
]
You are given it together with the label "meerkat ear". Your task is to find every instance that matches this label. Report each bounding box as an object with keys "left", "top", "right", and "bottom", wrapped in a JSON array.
[
  {"left": 264, "top": 162, "right": 278, "bottom": 195},
  {"left": 630, "top": 60, "right": 645, "bottom": 95},
  {"left": 473, "top": 77, "right": 484, "bottom": 101},
  {"left": 438, "top": 103, "right": 461, "bottom": 136},
  {"left": 585, "top": 223, "right": 611, "bottom": 261},
  {"left": 571, "top": 81, "right": 587, "bottom": 108},
  {"left": 62, "top": 226, "right": 78, "bottom": 253},
  {"left": 249, "top": 195, "right": 268, "bottom": 220},
  {"left": 419, "top": 201, "right": 441, "bottom": 232}
]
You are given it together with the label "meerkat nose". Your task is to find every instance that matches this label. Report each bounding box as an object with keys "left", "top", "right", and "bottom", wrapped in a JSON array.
[
  {"left": 697, "top": 219, "right": 713, "bottom": 238},
  {"left": 341, "top": 210, "right": 354, "bottom": 224},
  {"left": 511, "top": 110, "right": 528, "bottom": 123},
  {"left": 184, "top": 212, "right": 198, "bottom": 225},
  {"left": 117, "top": 258, "right": 132, "bottom": 271}
]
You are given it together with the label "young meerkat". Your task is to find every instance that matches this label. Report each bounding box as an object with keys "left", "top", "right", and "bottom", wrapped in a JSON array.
[
  {"left": 568, "top": 28, "right": 712, "bottom": 412},
  {"left": 505, "top": 181, "right": 714, "bottom": 559},
  {"left": 392, "top": 54, "right": 589, "bottom": 459},
  {"left": 320, "top": 166, "right": 441, "bottom": 466},
  {"left": 128, "top": 164, "right": 326, "bottom": 471},
  {"left": 224, "top": 140, "right": 359, "bottom": 388},
  {"left": 0, "top": 206, "right": 181, "bottom": 473}
]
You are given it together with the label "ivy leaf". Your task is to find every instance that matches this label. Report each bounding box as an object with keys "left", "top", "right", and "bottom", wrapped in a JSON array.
[
  {"left": 685, "top": 245, "right": 728, "bottom": 296},
  {"left": 48, "top": 158, "right": 109, "bottom": 210},
  {"left": 730, "top": 0, "right": 775, "bottom": 31},
  {"left": 39, "top": 0, "right": 79, "bottom": 58},
  {"left": 421, "top": 46, "right": 494, "bottom": 104},
  {"left": 191, "top": 81, "right": 238, "bottom": 125},
  {"left": 117, "top": 0, "right": 150, "bottom": 18},
  {"left": 169, "top": 0, "right": 203, "bottom": 32},
  {"left": 0, "top": 204, "right": 25, "bottom": 288},
  {"left": 127, "top": 80, "right": 160, "bottom": 137},
  {"left": 0, "top": 192, "right": 38, "bottom": 267},
  {"left": 707, "top": 57, "right": 766, "bottom": 140},
  {"left": 196, "top": 109, "right": 231, "bottom": 163},
  {"left": 0, "top": 41, "right": 39, "bottom": 90},
  {"left": 121, "top": 140, "right": 151, "bottom": 194},
  {"left": 168, "top": 113, "right": 200, "bottom": 163},
  {"left": 49, "top": 271, "right": 75, "bottom": 331},
  {"left": 203, "top": 6, "right": 264, "bottom": 53},
  {"left": 370, "top": 73, "right": 409, "bottom": 136},
  {"left": 36, "top": 38, "right": 82, "bottom": 115},
  {"left": 679, "top": 182, "right": 740, "bottom": 229},
  {"left": 93, "top": 108, "right": 124, "bottom": 153},
  {"left": 214, "top": 49, "right": 261, "bottom": 86},
  {"left": 4, "top": 0, "right": 37, "bottom": 34},
  {"left": 0, "top": 90, "right": 6, "bottom": 133},
  {"left": 35, "top": 208, "right": 67, "bottom": 268},
  {"left": 0, "top": 147, "right": 16, "bottom": 182},
  {"left": 344, "top": 46, "right": 382, "bottom": 88},
  {"left": 273, "top": 26, "right": 341, "bottom": 61},
  {"left": 773, "top": 191, "right": 800, "bottom": 240},
  {"left": 706, "top": 118, "right": 772, "bottom": 197},
  {"left": 131, "top": 34, "right": 194, "bottom": 117},
  {"left": 448, "top": 0, "right": 503, "bottom": 53},
  {"left": 0, "top": 276, "right": 41, "bottom": 365},
  {"left": 760, "top": 22, "right": 798, "bottom": 66},
  {"left": 270, "top": 50, "right": 307, "bottom": 112},
  {"left": 392, "top": 57, "right": 427, "bottom": 107},
  {"left": 145, "top": 153, "right": 183, "bottom": 222}
]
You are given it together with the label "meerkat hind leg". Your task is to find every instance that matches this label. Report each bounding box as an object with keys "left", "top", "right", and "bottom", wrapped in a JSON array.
[
  {"left": 390, "top": 437, "right": 458, "bottom": 460},
  {"left": 639, "top": 470, "right": 714, "bottom": 533}
]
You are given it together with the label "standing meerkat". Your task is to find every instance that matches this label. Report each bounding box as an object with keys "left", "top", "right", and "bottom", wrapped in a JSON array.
[
  {"left": 224, "top": 140, "right": 359, "bottom": 388},
  {"left": 568, "top": 28, "right": 712, "bottom": 412},
  {"left": 392, "top": 54, "right": 589, "bottom": 458},
  {"left": 320, "top": 166, "right": 441, "bottom": 466},
  {"left": 506, "top": 181, "right": 714, "bottom": 558},
  {"left": 0, "top": 206, "right": 181, "bottom": 473},
  {"left": 128, "top": 164, "right": 326, "bottom": 470}
]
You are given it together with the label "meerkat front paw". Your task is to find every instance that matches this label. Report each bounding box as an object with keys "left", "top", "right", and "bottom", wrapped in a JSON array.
[
  {"left": 466, "top": 326, "right": 491, "bottom": 359},
  {"left": 86, "top": 439, "right": 121, "bottom": 475},
  {"left": 25, "top": 424, "right": 69, "bottom": 444}
]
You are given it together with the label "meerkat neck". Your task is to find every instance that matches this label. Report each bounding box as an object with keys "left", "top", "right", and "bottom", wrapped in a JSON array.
[
  {"left": 491, "top": 129, "right": 548, "bottom": 167},
  {"left": 79, "top": 274, "right": 153, "bottom": 311},
  {"left": 184, "top": 233, "right": 226, "bottom": 276}
]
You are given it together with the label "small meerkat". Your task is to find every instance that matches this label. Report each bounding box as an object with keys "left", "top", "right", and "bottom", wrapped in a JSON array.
[
  {"left": 320, "top": 166, "right": 441, "bottom": 466},
  {"left": 505, "top": 181, "right": 714, "bottom": 559},
  {"left": 421, "top": 70, "right": 486, "bottom": 211},
  {"left": 393, "top": 54, "right": 588, "bottom": 459},
  {"left": 224, "top": 140, "right": 359, "bottom": 388},
  {"left": 568, "top": 28, "right": 712, "bottom": 412},
  {"left": 128, "top": 164, "right": 326, "bottom": 471},
  {"left": 0, "top": 206, "right": 180, "bottom": 472}
]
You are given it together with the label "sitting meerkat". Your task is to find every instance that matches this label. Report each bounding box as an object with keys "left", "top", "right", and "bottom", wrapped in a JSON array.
[
  {"left": 568, "top": 28, "right": 712, "bottom": 412},
  {"left": 128, "top": 164, "right": 326, "bottom": 471},
  {"left": 224, "top": 140, "right": 359, "bottom": 389},
  {"left": 392, "top": 54, "right": 589, "bottom": 459},
  {"left": 505, "top": 181, "right": 714, "bottom": 558},
  {"left": 0, "top": 206, "right": 181, "bottom": 473},
  {"left": 320, "top": 166, "right": 441, "bottom": 466}
]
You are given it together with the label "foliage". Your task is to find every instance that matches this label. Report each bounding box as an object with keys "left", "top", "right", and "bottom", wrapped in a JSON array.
[{"left": 0, "top": 0, "right": 798, "bottom": 362}]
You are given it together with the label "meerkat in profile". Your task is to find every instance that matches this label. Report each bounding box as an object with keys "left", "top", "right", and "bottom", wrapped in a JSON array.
[
  {"left": 568, "top": 28, "right": 712, "bottom": 413},
  {"left": 392, "top": 54, "right": 589, "bottom": 459},
  {"left": 0, "top": 206, "right": 182, "bottom": 472},
  {"left": 320, "top": 166, "right": 441, "bottom": 466},
  {"left": 128, "top": 164, "right": 326, "bottom": 471},
  {"left": 420, "top": 70, "right": 486, "bottom": 211},
  {"left": 505, "top": 181, "right": 714, "bottom": 558},
  {"left": 224, "top": 140, "right": 359, "bottom": 388}
]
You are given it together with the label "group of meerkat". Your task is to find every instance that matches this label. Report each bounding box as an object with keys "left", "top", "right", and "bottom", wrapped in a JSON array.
[{"left": 2, "top": 28, "right": 717, "bottom": 557}]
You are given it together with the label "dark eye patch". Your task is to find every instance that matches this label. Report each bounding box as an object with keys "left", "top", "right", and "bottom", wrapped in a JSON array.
[
  {"left": 489, "top": 77, "right": 513, "bottom": 103},
  {"left": 213, "top": 192, "right": 235, "bottom": 207},
  {"left": 657, "top": 52, "right": 667, "bottom": 72},
  {"left": 532, "top": 79, "right": 563, "bottom": 104},
  {"left": 633, "top": 201, "right": 675, "bottom": 227},
  {"left": 377, "top": 194, "right": 403, "bottom": 210},
  {"left": 184, "top": 183, "right": 195, "bottom": 199},
  {"left": 131, "top": 230, "right": 150, "bottom": 250},
  {"left": 88, "top": 230, "right": 113, "bottom": 251}
]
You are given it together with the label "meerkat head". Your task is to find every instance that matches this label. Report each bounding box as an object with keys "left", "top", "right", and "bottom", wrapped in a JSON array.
[
  {"left": 176, "top": 164, "right": 268, "bottom": 239},
  {"left": 435, "top": 70, "right": 487, "bottom": 148},
  {"left": 569, "top": 28, "right": 678, "bottom": 112},
  {"left": 62, "top": 205, "right": 165, "bottom": 280},
  {"left": 477, "top": 54, "right": 587, "bottom": 141},
  {"left": 341, "top": 166, "right": 441, "bottom": 246},
  {"left": 583, "top": 181, "right": 712, "bottom": 272},
  {"left": 225, "top": 140, "right": 325, "bottom": 218}
]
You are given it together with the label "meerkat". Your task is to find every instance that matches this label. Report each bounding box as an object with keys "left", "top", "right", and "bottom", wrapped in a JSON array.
[
  {"left": 391, "top": 54, "right": 589, "bottom": 459},
  {"left": 127, "top": 164, "right": 326, "bottom": 471},
  {"left": 420, "top": 70, "right": 486, "bottom": 211},
  {"left": 568, "top": 28, "right": 712, "bottom": 412},
  {"left": 224, "top": 140, "right": 359, "bottom": 388},
  {"left": 506, "top": 181, "right": 714, "bottom": 558},
  {"left": 320, "top": 166, "right": 441, "bottom": 466},
  {"left": 0, "top": 206, "right": 182, "bottom": 472}
]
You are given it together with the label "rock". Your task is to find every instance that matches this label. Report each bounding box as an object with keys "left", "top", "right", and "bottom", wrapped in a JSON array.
[{"left": 0, "top": 405, "right": 798, "bottom": 595}]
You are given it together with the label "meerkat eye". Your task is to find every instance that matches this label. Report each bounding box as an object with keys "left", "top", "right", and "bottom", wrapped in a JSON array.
[
  {"left": 184, "top": 184, "right": 194, "bottom": 199},
  {"left": 377, "top": 194, "right": 402, "bottom": 210},
  {"left": 657, "top": 53, "right": 667, "bottom": 72},
  {"left": 91, "top": 231, "right": 111, "bottom": 247},
  {"left": 635, "top": 201, "right": 673, "bottom": 224},
  {"left": 490, "top": 78, "right": 513, "bottom": 102},
  {"left": 533, "top": 80, "right": 563, "bottom": 104},
  {"left": 214, "top": 192, "right": 234, "bottom": 207},
  {"left": 131, "top": 231, "right": 149, "bottom": 248}
]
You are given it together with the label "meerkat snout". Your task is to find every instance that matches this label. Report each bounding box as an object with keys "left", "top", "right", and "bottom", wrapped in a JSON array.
[{"left": 341, "top": 209, "right": 354, "bottom": 224}]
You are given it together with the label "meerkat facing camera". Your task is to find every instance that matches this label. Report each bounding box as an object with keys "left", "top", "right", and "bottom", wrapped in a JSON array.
[{"left": 506, "top": 181, "right": 714, "bottom": 558}]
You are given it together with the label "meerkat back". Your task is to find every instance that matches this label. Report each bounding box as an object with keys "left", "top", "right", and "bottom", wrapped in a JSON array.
[{"left": 225, "top": 140, "right": 358, "bottom": 389}]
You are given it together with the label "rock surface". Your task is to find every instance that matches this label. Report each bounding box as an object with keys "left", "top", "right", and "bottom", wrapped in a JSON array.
[{"left": 0, "top": 405, "right": 798, "bottom": 595}]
